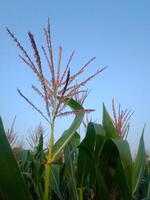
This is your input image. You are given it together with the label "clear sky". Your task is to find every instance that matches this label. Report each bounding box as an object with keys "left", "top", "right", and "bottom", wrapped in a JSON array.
[{"left": 0, "top": 0, "right": 150, "bottom": 152}]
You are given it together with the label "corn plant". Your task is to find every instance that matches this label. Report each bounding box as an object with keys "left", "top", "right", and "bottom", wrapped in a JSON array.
[
  {"left": 0, "top": 20, "right": 149, "bottom": 200},
  {"left": 0, "top": 104, "right": 149, "bottom": 199},
  {"left": 6, "top": 20, "right": 105, "bottom": 200},
  {"left": 6, "top": 116, "right": 18, "bottom": 148},
  {"left": 112, "top": 99, "right": 134, "bottom": 139}
]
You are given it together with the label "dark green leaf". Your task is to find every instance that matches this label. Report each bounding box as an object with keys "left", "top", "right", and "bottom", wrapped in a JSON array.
[
  {"left": 51, "top": 164, "right": 64, "bottom": 200},
  {"left": 132, "top": 131, "right": 146, "bottom": 196},
  {"left": 103, "top": 104, "right": 119, "bottom": 139},
  {"left": 0, "top": 117, "right": 32, "bottom": 200},
  {"left": 99, "top": 138, "right": 132, "bottom": 200},
  {"left": 53, "top": 99, "right": 84, "bottom": 160},
  {"left": 64, "top": 133, "right": 80, "bottom": 200},
  {"left": 77, "top": 122, "right": 95, "bottom": 188}
]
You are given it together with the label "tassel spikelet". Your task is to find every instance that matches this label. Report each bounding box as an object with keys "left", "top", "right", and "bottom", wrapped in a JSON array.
[
  {"left": 112, "top": 99, "right": 134, "bottom": 139},
  {"left": 57, "top": 109, "right": 95, "bottom": 118},
  {"left": 7, "top": 20, "right": 106, "bottom": 123}
]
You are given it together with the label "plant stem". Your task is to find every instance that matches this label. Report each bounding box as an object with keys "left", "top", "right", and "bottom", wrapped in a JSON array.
[
  {"left": 43, "top": 121, "right": 55, "bottom": 200},
  {"left": 79, "top": 187, "right": 83, "bottom": 200},
  {"left": 44, "top": 94, "right": 57, "bottom": 200}
]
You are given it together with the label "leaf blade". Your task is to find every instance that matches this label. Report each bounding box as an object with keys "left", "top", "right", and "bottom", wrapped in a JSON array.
[
  {"left": 132, "top": 131, "right": 146, "bottom": 196},
  {"left": 0, "top": 117, "right": 32, "bottom": 200},
  {"left": 52, "top": 99, "right": 84, "bottom": 160}
]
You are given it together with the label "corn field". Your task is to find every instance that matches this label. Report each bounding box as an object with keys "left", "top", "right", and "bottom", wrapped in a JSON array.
[{"left": 0, "top": 21, "right": 150, "bottom": 200}]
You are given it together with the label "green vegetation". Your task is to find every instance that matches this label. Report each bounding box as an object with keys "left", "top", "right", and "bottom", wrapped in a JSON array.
[
  {"left": 1, "top": 20, "right": 150, "bottom": 199},
  {"left": 0, "top": 105, "right": 150, "bottom": 200}
]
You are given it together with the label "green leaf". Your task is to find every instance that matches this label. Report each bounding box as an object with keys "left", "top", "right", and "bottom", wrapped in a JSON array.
[
  {"left": 18, "top": 149, "right": 45, "bottom": 199},
  {"left": 138, "top": 160, "right": 150, "bottom": 199},
  {"left": 99, "top": 138, "right": 132, "bottom": 200},
  {"left": 93, "top": 123, "right": 106, "bottom": 162},
  {"left": 36, "top": 132, "right": 43, "bottom": 155},
  {"left": 103, "top": 103, "right": 119, "bottom": 139},
  {"left": 63, "top": 133, "right": 80, "bottom": 200},
  {"left": 132, "top": 131, "right": 146, "bottom": 196},
  {"left": 77, "top": 122, "right": 107, "bottom": 198},
  {"left": 95, "top": 164, "right": 111, "bottom": 200},
  {"left": 52, "top": 98, "right": 84, "bottom": 160},
  {"left": 0, "top": 117, "right": 32, "bottom": 200},
  {"left": 77, "top": 121, "right": 110, "bottom": 200},
  {"left": 51, "top": 164, "right": 64, "bottom": 200},
  {"left": 77, "top": 122, "right": 95, "bottom": 188}
]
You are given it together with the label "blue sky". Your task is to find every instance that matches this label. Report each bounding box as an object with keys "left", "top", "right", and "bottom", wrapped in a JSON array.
[{"left": 0, "top": 0, "right": 150, "bottom": 152}]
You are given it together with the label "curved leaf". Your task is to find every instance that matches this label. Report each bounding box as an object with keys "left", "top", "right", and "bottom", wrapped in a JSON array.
[
  {"left": 93, "top": 123, "right": 106, "bottom": 162},
  {"left": 132, "top": 131, "right": 146, "bottom": 196},
  {"left": 51, "top": 164, "right": 64, "bottom": 200},
  {"left": 77, "top": 122, "right": 95, "bottom": 188},
  {"left": 52, "top": 98, "right": 84, "bottom": 160},
  {"left": 63, "top": 133, "right": 80, "bottom": 200},
  {"left": 0, "top": 117, "right": 32, "bottom": 200},
  {"left": 78, "top": 122, "right": 110, "bottom": 199},
  {"left": 99, "top": 138, "right": 132, "bottom": 200},
  {"left": 103, "top": 104, "right": 119, "bottom": 139},
  {"left": 95, "top": 164, "right": 111, "bottom": 200}
]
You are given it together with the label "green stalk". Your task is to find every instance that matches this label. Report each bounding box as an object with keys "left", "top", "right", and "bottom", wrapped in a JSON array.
[
  {"left": 79, "top": 187, "right": 83, "bottom": 200},
  {"left": 43, "top": 121, "right": 55, "bottom": 200},
  {"left": 44, "top": 96, "right": 57, "bottom": 200}
]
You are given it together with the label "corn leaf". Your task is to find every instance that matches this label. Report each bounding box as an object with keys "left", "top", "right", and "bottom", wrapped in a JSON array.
[
  {"left": 103, "top": 103, "right": 119, "bottom": 139},
  {"left": 94, "top": 123, "right": 106, "bottom": 162},
  {"left": 77, "top": 122, "right": 95, "bottom": 189},
  {"left": 63, "top": 133, "right": 80, "bottom": 200},
  {"left": 51, "top": 164, "right": 64, "bottom": 200},
  {"left": 78, "top": 122, "right": 110, "bottom": 199},
  {"left": 99, "top": 138, "right": 132, "bottom": 200},
  {"left": 52, "top": 98, "right": 84, "bottom": 160},
  {"left": 95, "top": 164, "right": 111, "bottom": 200},
  {"left": 132, "top": 131, "right": 146, "bottom": 196},
  {"left": 0, "top": 117, "right": 32, "bottom": 200}
]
